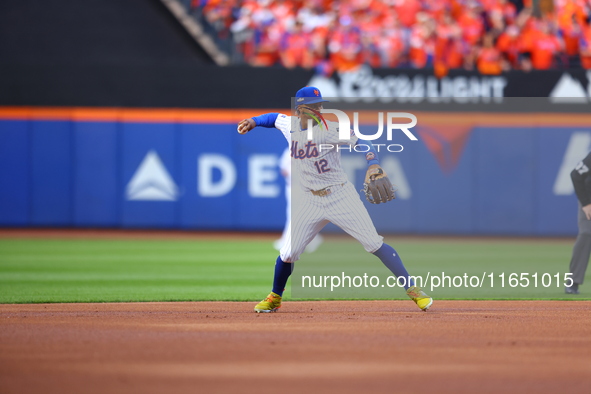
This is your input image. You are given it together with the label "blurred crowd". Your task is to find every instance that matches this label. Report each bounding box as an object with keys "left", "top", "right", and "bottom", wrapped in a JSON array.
[{"left": 195, "top": 0, "right": 591, "bottom": 75}]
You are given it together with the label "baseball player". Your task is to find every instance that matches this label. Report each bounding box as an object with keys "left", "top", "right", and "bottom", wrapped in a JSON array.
[
  {"left": 274, "top": 147, "right": 323, "bottom": 252},
  {"left": 566, "top": 151, "right": 591, "bottom": 294},
  {"left": 237, "top": 86, "right": 433, "bottom": 313}
]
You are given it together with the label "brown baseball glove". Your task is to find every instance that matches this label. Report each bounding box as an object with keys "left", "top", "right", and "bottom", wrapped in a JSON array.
[{"left": 362, "top": 165, "right": 396, "bottom": 204}]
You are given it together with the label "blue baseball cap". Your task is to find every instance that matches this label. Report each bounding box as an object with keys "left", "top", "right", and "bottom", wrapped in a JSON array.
[{"left": 295, "top": 86, "right": 329, "bottom": 105}]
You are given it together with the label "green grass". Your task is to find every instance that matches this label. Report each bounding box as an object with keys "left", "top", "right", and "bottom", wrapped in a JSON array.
[
  {"left": 0, "top": 238, "right": 277, "bottom": 303},
  {"left": 0, "top": 237, "right": 588, "bottom": 303}
]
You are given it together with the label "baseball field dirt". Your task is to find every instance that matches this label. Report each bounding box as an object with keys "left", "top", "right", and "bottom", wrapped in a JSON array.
[{"left": 1, "top": 300, "right": 590, "bottom": 394}]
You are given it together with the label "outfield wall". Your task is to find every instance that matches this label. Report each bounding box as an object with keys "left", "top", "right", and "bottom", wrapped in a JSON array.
[{"left": 0, "top": 108, "right": 586, "bottom": 236}]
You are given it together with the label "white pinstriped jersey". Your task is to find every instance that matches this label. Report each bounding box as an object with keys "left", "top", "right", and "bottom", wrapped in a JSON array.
[{"left": 274, "top": 113, "right": 358, "bottom": 191}]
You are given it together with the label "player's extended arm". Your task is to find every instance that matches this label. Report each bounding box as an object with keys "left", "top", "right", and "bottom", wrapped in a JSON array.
[
  {"left": 237, "top": 113, "right": 280, "bottom": 134},
  {"left": 571, "top": 153, "right": 591, "bottom": 220},
  {"left": 358, "top": 139, "right": 395, "bottom": 204}
]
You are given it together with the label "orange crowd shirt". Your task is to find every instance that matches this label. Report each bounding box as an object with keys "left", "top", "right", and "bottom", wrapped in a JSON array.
[
  {"left": 477, "top": 47, "right": 503, "bottom": 74},
  {"left": 458, "top": 11, "right": 485, "bottom": 45},
  {"left": 531, "top": 33, "right": 563, "bottom": 69},
  {"left": 395, "top": 0, "right": 422, "bottom": 27},
  {"left": 496, "top": 29, "right": 520, "bottom": 66},
  {"left": 580, "top": 25, "right": 591, "bottom": 68}
]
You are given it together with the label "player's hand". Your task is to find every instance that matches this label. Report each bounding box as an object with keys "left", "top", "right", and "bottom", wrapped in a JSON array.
[
  {"left": 583, "top": 204, "right": 591, "bottom": 220},
  {"left": 237, "top": 118, "right": 256, "bottom": 134}
]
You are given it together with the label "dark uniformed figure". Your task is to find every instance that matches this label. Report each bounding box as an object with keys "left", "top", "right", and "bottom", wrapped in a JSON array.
[{"left": 567, "top": 152, "right": 591, "bottom": 294}]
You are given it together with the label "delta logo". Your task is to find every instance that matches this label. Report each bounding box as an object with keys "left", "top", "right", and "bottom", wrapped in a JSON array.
[{"left": 417, "top": 125, "right": 473, "bottom": 174}]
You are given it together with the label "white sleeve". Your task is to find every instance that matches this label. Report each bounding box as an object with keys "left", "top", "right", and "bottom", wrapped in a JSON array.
[{"left": 274, "top": 114, "right": 292, "bottom": 143}]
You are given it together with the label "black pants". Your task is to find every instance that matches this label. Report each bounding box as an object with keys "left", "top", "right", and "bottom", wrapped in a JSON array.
[{"left": 569, "top": 203, "right": 591, "bottom": 285}]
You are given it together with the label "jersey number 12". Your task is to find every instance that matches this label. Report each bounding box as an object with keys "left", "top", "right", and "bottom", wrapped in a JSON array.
[{"left": 314, "top": 159, "right": 330, "bottom": 174}]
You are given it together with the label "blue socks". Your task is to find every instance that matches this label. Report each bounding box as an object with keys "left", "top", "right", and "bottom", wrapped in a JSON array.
[
  {"left": 373, "top": 243, "right": 415, "bottom": 289},
  {"left": 272, "top": 256, "right": 293, "bottom": 296}
]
